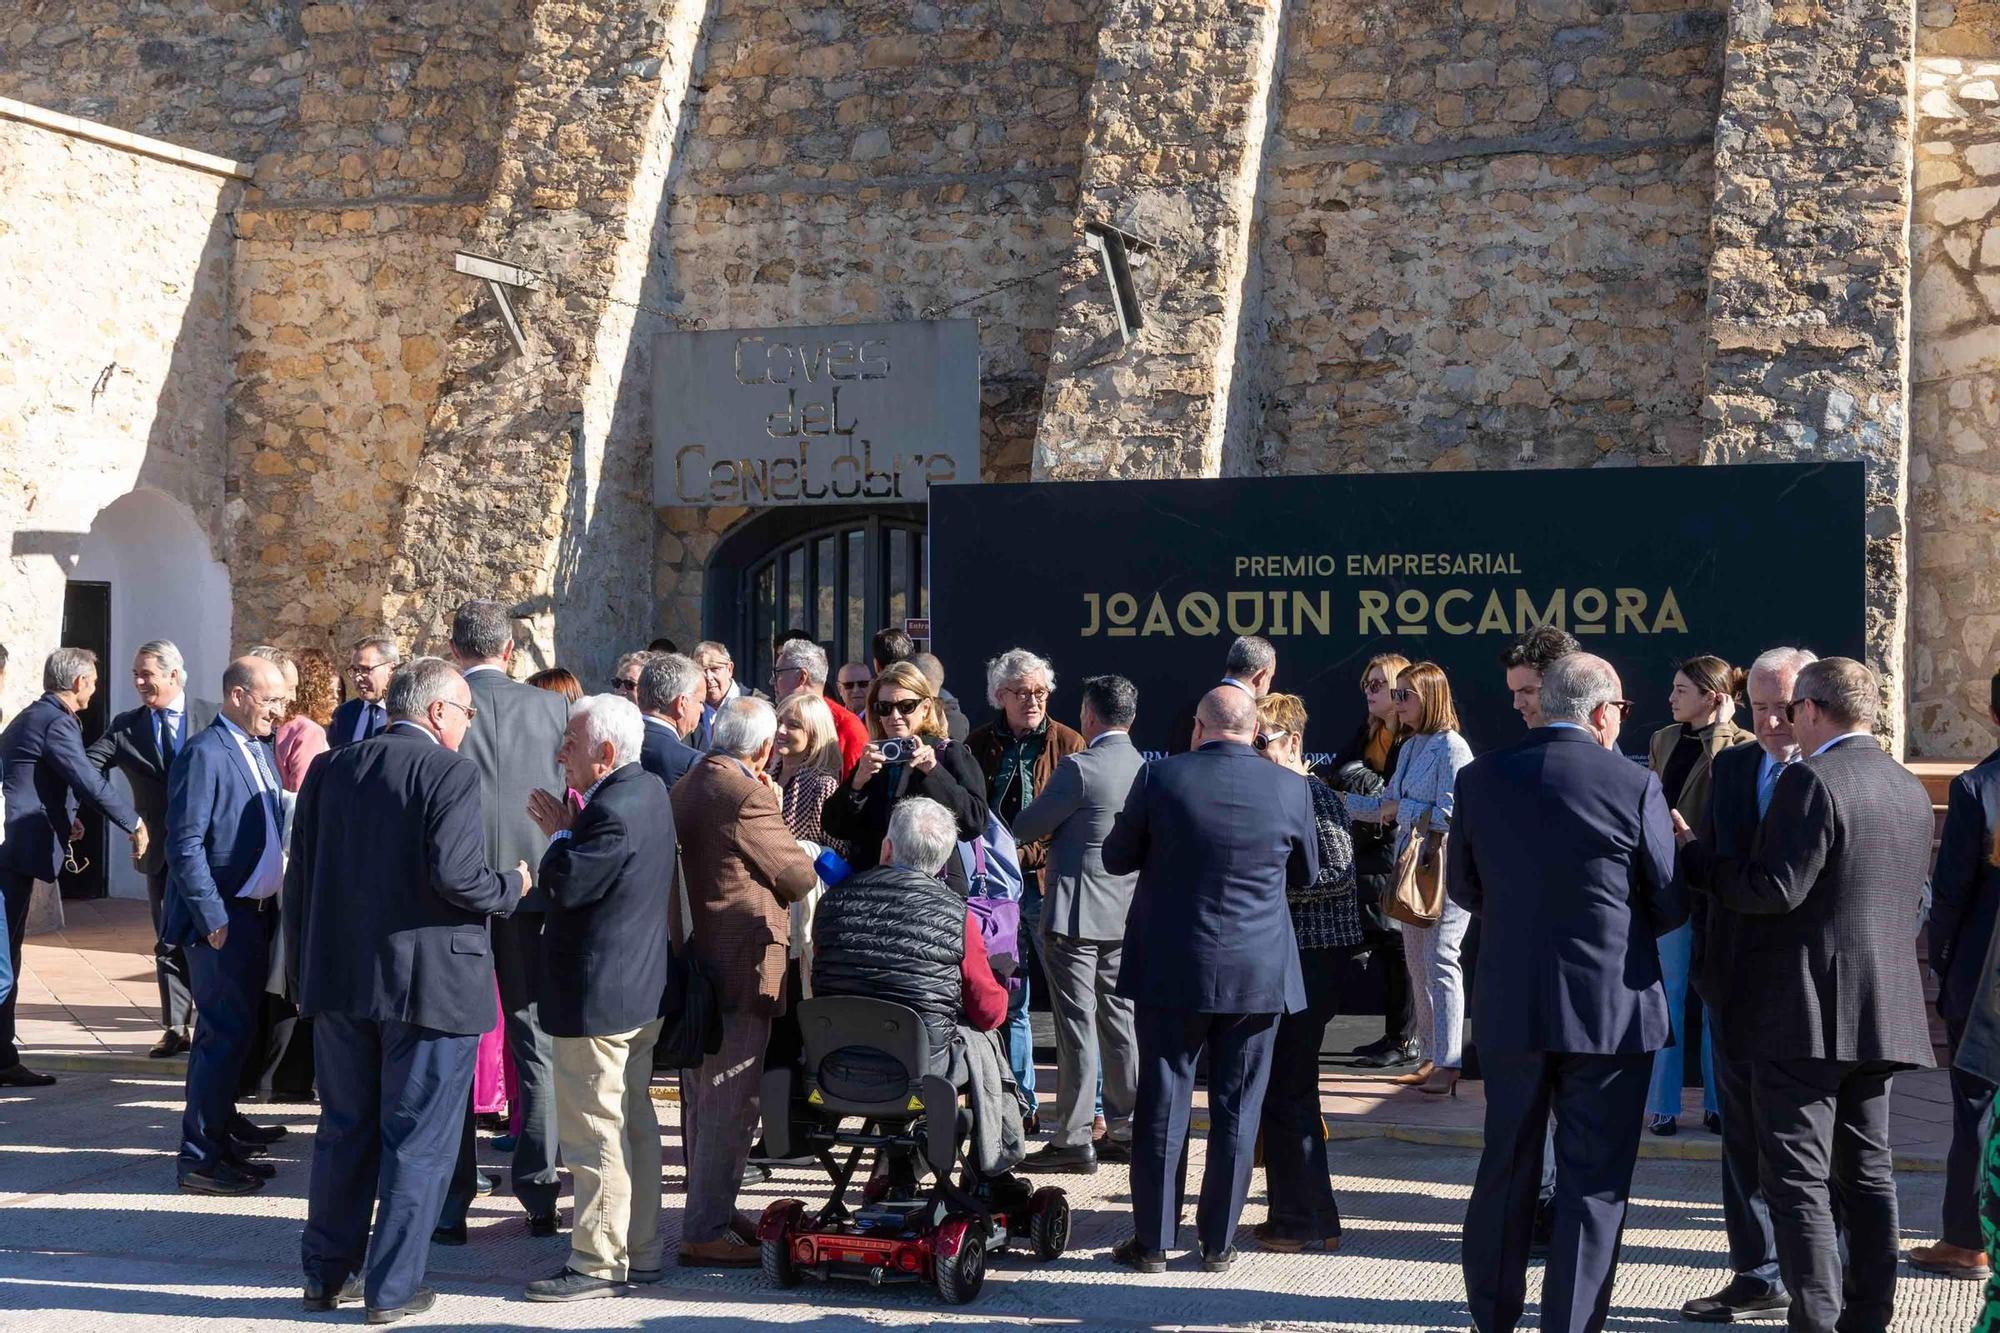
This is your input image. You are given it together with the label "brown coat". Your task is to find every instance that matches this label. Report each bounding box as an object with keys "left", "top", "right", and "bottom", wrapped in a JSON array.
[
  {"left": 1648, "top": 716, "right": 1754, "bottom": 826},
  {"left": 670, "top": 752, "right": 817, "bottom": 1014},
  {"left": 965, "top": 718, "right": 1086, "bottom": 872}
]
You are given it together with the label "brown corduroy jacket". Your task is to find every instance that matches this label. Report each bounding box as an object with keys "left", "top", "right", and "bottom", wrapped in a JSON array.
[{"left": 669, "top": 752, "right": 817, "bottom": 1014}]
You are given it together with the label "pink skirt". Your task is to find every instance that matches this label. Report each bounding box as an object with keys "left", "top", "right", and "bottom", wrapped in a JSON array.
[{"left": 472, "top": 976, "right": 508, "bottom": 1116}]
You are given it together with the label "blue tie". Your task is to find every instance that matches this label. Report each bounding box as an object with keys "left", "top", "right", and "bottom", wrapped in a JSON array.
[
  {"left": 249, "top": 735, "right": 282, "bottom": 829},
  {"left": 1757, "top": 760, "right": 1787, "bottom": 818}
]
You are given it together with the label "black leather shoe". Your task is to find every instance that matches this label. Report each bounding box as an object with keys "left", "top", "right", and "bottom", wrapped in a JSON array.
[
  {"left": 524, "top": 1267, "right": 624, "bottom": 1302},
  {"left": 302, "top": 1275, "right": 364, "bottom": 1310},
  {"left": 528, "top": 1212, "right": 560, "bottom": 1238},
  {"left": 229, "top": 1117, "right": 288, "bottom": 1144},
  {"left": 1024, "top": 1142, "right": 1098, "bottom": 1174},
  {"left": 474, "top": 1171, "right": 496, "bottom": 1197},
  {"left": 229, "top": 1137, "right": 270, "bottom": 1161},
  {"left": 431, "top": 1221, "right": 468, "bottom": 1246},
  {"left": 1681, "top": 1275, "right": 1790, "bottom": 1322},
  {"left": 1111, "top": 1236, "right": 1166, "bottom": 1273},
  {"left": 1703, "top": 1111, "right": 1723, "bottom": 1135},
  {"left": 150, "top": 1030, "right": 190, "bottom": 1059},
  {"left": 226, "top": 1156, "right": 277, "bottom": 1180},
  {"left": 179, "top": 1163, "right": 264, "bottom": 1195},
  {"left": 1094, "top": 1138, "right": 1132, "bottom": 1164},
  {"left": 365, "top": 1288, "right": 436, "bottom": 1324},
  {"left": 1199, "top": 1247, "right": 1237, "bottom": 1273},
  {"left": 1354, "top": 1039, "right": 1418, "bottom": 1069},
  {"left": 0, "top": 1063, "right": 56, "bottom": 1088}
]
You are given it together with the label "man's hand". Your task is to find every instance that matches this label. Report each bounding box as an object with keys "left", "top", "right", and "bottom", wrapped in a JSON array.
[
  {"left": 206, "top": 925, "right": 229, "bottom": 949},
  {"left": 526, "top": 787, "right": 574, "bottom": 838},
  {"left": 1670, "top": 810, "right": 1696, "bottom": 847},
  {"left": 850, "top": 743, "right": 884, "bottom": 789},
  {"left": 129, "top": 823, "right": 150, "bottom": 862},
  {"left": 515, "top": 860, "right": 533, "bottom": 898}
]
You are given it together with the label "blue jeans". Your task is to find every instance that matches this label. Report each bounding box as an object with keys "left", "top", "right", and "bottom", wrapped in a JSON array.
[
  {"left": 1006, "top": 884, "right": 1042, "bottom": 1105},
  {"left": 1647, "top": 923, "right": 1717, "bottom": 1119}
]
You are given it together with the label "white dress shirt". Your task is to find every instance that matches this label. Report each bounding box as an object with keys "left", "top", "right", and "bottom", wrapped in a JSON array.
[
  {"left": 218, "top": 714, "right": 285, "bottom": 901},
  {"left": 1810, "top": 730, "right": 1875, "bottom": 757}
]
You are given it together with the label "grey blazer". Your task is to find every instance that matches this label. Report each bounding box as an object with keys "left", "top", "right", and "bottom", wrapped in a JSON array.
[
  {"left": 459, "top": 666, "right": 568, "bottom": 912},
  {"left": 1010, "top": 731, "right": 1145, "bottom": 942}
]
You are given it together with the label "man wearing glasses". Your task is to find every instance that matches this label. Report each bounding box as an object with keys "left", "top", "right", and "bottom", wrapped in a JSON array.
[
  {"left": 609, "top": 651, "right": 652, "bottom": 701},
  {"left": 1675, "top": 658, "right": 1936, "bottom": 1333},
  {"left": 834, "top": 663, "right": 873, "bottom": 716},
  {"left": 331, "top": 636, "right": 400, "bottom": 747},
  {"left": 692, "top": 642, "right": 754, "bottom": 750}
]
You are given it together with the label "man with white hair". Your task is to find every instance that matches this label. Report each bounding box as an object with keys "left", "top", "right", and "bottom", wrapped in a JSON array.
[
  {"left": 669, "top": 697, "right": 817, "bottom": 1267},
  {"left": 522, "top": 695, "right": 676, "bottom": 1300},
  {"left": 86, "top": 640, "right": 219, "bottom": 1058},
  {"left": 636, "top": 651, "right": 704, "bottom": 790},
  {"left": 771, "top": 635, "right": 867, "bottom": 777},
  {"left": 1449, "top": 652, "right": 1681, "bottom": 1333}
]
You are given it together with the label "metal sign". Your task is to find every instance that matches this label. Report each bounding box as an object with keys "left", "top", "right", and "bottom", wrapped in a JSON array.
[
  {"left": 931, "top": 462, "right": 1868, "bottom": 757},
  {"left": 653, "top": 319, "right": 980, "bottom": 508}
]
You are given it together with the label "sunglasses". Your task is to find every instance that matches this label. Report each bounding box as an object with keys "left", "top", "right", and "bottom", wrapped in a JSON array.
[
  {"left": 1390, "top": 688, "right": 1415, "bottom": 703},
  {"left": 872, "top": 698, "right": 924, "bottom": 718},
  {"left": 1784, "top": 698, "right": 1820, "bottom": 722},
  {"left": 611, "top": 678, "right": 638, "bottom": 693},
  {"left": 1254, "top": 727, "right": 1290, "bottom": 752}
]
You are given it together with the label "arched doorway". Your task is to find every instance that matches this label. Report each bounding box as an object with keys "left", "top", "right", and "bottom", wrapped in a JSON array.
[{"left": 703, "top": 504, "right": 926, "bottom": 687}]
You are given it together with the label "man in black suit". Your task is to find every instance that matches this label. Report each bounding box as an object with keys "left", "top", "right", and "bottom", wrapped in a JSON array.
[
  {"left": 1166, "top": 634, "right": 1277, "bottom": 754},
  {"left": 1677, "top": 657, "right": 1936, "bottom": 1333},
  {"left": 0, "top": 647, "right": 145, "bottom": 1088},
  {"left": 328, "top": 635, "right": 398, "bottom": 747},
  {"left": 85, "top": 640, "right": 218, "bottom": 1058},
  {"left": 289, "top": 657, "right": 530, "bottom": 1322},
  {"left": 521, "top": 694, "right": 675, "bottom": 1301},
  {"left": 436, "top": 600, "right": 570, "bottom": 1242},
  {"left": 636, "top": 651, "right": 703, "bottom": 790},
  {"left": 1911, "top": 667, "right": 2000, "bottom": 1281},
  {"left": 1450, "top": 652, "right": 1681, "bottom": 1333},
  {"left": 1677, "top": 647, "right": 1812, "bottom": 1321},
  {"left": 1102, "top": 686, "right": 1317, "bottom": 1272}
]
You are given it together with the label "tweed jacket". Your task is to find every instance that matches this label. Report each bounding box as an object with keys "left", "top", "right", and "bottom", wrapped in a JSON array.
[{"left": 669, "top": 752, "right": 817, "bottom": 1014}]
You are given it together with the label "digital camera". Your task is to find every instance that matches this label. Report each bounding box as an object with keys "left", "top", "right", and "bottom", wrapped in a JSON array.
[{"left": 875, "top": 736, "right": 917, "bottom": 764}]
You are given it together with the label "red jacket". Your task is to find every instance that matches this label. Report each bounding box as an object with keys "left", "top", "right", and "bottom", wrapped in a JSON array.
[
  {"left": 829, "top": 699, "right": 869, "bottom": 780},
  {"left": 960, "top": 910, "right": 1007, "bottom": 1030}
]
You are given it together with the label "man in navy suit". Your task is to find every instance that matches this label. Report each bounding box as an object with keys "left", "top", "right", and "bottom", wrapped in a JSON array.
[
  {"left": 163, "top": 655, "right": 295, "bottom": 1194},
  {"left": 0, "top": 647, "right": 145, "bottom": 1088},
  {"left": 1102, "top": 686, "right": 1317, "bottom": 1272},
  {"left": 86, "top": 639, "right": 219, "bottom": 1059},
  {"left": 288, "top": 657, "right": 529, "bottom": 1322},
  {"left": 635, "top": 651, "right": 702, "bottom": 790},
  {"left": 328, "top": 635, "right": 398, "bottom": 748},
  {"left": 1449, "top": 652, "right": 1682, "bottom": 1333}
]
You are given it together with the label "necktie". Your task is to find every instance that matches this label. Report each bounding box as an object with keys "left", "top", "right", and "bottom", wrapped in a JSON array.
[
  {"left": 155, "top": 709, "right": 177, "bottom": 770},
  {"left": 1757, "top": 759, "right": 1788, "bottom": 818},
  {"left": 249, "top": 733, "right": 283, "bottom": 828}
]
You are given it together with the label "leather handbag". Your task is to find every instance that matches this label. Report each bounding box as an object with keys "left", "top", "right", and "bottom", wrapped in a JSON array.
[{"left": 1386, "top": 824, "right": 1448, "bottom": 928}]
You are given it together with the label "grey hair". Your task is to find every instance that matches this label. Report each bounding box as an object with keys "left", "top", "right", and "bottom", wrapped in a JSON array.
[
  {"left": 637, "top": 652, "right": 701, "bottom": 713},
  {"left": 351, "top": 635, "right": 401, "bottom": 665},
  {"left": 246, "top": 644, "right": 294, "bottom": 671},
  {"left": 887, "top": 796, "right": 959, "bottom": 876},
  {"left": 1224, "top": 634, "right": 1276, "bottom": 678},
  {"left": 694, "top": 639, "right": 732, "bottom": 664},
  {"left": 135, "top": 640, "right": 185, "bottom": 678},
  {"left": 1749, "top": 646, "right": 1818, "bottom": 683},
  {"left": 450, "top": 599, "right": 512, "bottom": 660},
  {"left": 44, "top": 646, "right": 99, "bottom": 692},
  {"left": 570, "top": 693, "right": 647, "bottom": 769},
  {"left": 910, "top": 651, "right": 946, "bottom": 691},
  {"left": 615, "top": 650, "right": 656, "bottom": 680},
  {"left": 709, "top": 696, "right": 776, "bottom": 758},
  {"left": 775, "top": 637, "right": 829, "bottom": 686},
  {"left": 985, "top": 648, "right": 1055, "bottom": 708},
  {"left": 386, "top": 656, "right": 463, "bottom": 720},
  {"left": 1538, "top": 653, "right": 1620, "bottom": 725},
  {"left": 1794, "top": 657, "right": 1877, "bottom": 729}
]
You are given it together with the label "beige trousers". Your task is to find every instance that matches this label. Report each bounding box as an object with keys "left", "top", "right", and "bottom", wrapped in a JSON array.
[{"left": 552, "top": 1018, "right": 664, "bottom": 1279}]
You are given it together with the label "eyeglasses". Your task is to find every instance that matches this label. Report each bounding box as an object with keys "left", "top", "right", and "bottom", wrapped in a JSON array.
[
  {"left": 438, "top": 700, "right": 478, "bottom": 721},
  {"left": 1254, "top": 728, "right": 1290, "bottom": 752},
  {"left": 350, "top": 660, "right": 392, "bottom": 676},
  {"left": 1003, "top": 687, "right": 1050, "bottom": 704},
  {"left": 1784, "top": 698, "right": 1822, "bottom": 722},
  {"left": 612, "top": 678, "right": 639, "bottom": 693},
  {"left": 872, "top": 698, "right": 925, "bottom": 718},
  {"left": 1389, "top": 688, "right": 1416, "bottom": 703},
  {"left": 771, "top": 666, "right": 804, "bottom": 686},
  {"left": 1606, "top": 700, "right": 1634, "bottom": 718}
]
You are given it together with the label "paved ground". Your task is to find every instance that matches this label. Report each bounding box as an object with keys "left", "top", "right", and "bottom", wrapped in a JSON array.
[{"left": 0, "top": 1071, "right": 1981, "bottom": 1332}]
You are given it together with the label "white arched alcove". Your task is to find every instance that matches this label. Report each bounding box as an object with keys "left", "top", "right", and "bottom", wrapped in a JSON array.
[{"left": 70, "top": 490, "right": 232, "bottom": 900}]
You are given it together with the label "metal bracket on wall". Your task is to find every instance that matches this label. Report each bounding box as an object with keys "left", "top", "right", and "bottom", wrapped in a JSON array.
[
  {"left": 452, "top": 251, "right": 543, "bottom": 359},
  {"left": 1082, "top": 220, "right": 1154, "bottom": 345}
]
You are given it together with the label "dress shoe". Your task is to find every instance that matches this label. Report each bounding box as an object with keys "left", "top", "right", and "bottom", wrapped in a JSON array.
[
  {"left": 365, "top": 1288, "right": 436, "bottom": 1325},
  {"left": 150, "top": 1030, "right": 190, "bottom": 1059},
  {"left": 528, "top": 1212, "right": 560, "bottom": 1238},
  {"left": 678, "top": 1235, "right": 759, "bottom": 1268},
  {"left": 431, "top": 1222, "right": 467, "bottom": 1246},
  {"left": 1022, "top": 1109, "right": 1042, "bottom": 1135},
  {"left": 1388, "top": 1060, "right": 1435, "bottom": 1087},
  {"left": 0, "top": 1063, "right": 56, "bottom": 1088},
  {"left": 228, "top": 1137, "right": 270, "bottom": 1160},
  {"left": 226, "top": 1156, "right": 277, "bottom": 1180},
  {"left": 626, "top": 1267, "right": 664, "bottom": 1285},
  {"left": 525, "top": 1267, "right": 624, "bottom": 1302},
  {"left": 1024, "top": 1141, "right": 1098, "bottom": 1174},
  {"left": 302, "top": 1275, "right": 364, "bottom": 1310},
  {"left": 178, "top": 1162, "right": 264, "bottom": 1195},
  {"left": 1648, "top": 1114, "right": 1679, "bottom": 1137},
  {"left": 740, "top": 1161, "right": 770, "bottom": 1186},
  {"left": 1095, "top": 1137, "right": 1132, "bottom": 1164},
  {"left": 1702, "top": 1111, "right": 1723, "bottom": 1135},
  {"left": 1252, "top": 1220, "right": 1341, "bottom": 1253},
  {"left": 1907, "top": 1241, "right": 1993, "bottom": 1280},
  {"left": 474, "top": 1171, "right": 496, "bottom": 1197},
  {"left": 489, "top": 1133, "right": 517, "bottom": 1153},
  {"left": 1199, "top": 1246, "right": 1237, "bottom": 1273},
  {"left": 1355, "top": 1037, "right": 1419, "bottom": 1069},
  {"left": 1681, "top": 1273, "right": 1791, "bottom": 1321},
  {"left": 1111, "top": 1236, "right": 1166, "bottom": 1273},
  {"left": 229, "top": 1117, "right": 288, "bottom": 1145},
  {"left": 1418, "top": 1066, "right": 1461, "bottom": 1097}
]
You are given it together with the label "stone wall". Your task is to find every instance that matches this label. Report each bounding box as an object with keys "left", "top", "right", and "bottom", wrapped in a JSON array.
[{"left": 0, "top": 109, "right": 239, "bottom": 718}]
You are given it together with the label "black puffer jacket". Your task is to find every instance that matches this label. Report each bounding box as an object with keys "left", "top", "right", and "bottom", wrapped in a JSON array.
[
  {"left": 811, "top": 864, "right": 966, "bottom": 1054},
  {"left": 1325, "top": 722, "right": 1405, "bottom": 937}
]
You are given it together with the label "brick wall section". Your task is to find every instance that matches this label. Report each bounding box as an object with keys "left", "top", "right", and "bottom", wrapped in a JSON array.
[{"left": 1699, "top": 0, "right": 1917, "bottom": 746}]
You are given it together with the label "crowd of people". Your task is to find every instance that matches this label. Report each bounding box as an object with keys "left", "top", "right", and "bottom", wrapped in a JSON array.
[{"left": 0, "top": 608, "right": 1992, "bottom": 1333}]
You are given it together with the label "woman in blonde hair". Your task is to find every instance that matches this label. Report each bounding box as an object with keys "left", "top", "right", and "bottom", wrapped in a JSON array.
[
  {"left": 1344, "top": 661, "right": 1473, "bottom": 1097},
  {"left": 819, "top": 660, "right": 989, "bottom": 896},
  {"left": 1333, "top": 652, "right": 1415, "bottom": 1067},
  {"left": 774, "top": 691, "right": 844, "bottom": 852}
]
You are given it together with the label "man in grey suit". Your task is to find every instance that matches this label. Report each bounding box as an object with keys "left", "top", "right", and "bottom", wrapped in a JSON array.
[
  {"left": 1676, "top": 657, "right": 1936, "bottom": 1333},
  {"left": 436, "top": 599, "right": 570, "bottom": 1241},
  {"left": 1010, "top": 675, "right": 1145, "bottom": 1174}
]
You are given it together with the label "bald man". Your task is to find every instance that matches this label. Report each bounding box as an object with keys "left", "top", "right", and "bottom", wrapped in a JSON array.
[
  {"left": 164, "top": 655, "right": 296, "bottom": 1195},
  {"left": 1102, "top": 687, "right": 1319, "bottom": 1272}
]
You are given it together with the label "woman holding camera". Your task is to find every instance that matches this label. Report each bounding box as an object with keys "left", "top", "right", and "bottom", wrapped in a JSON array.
[{"left": 819, "top": 661, "right": 989, "bottom": 896}]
